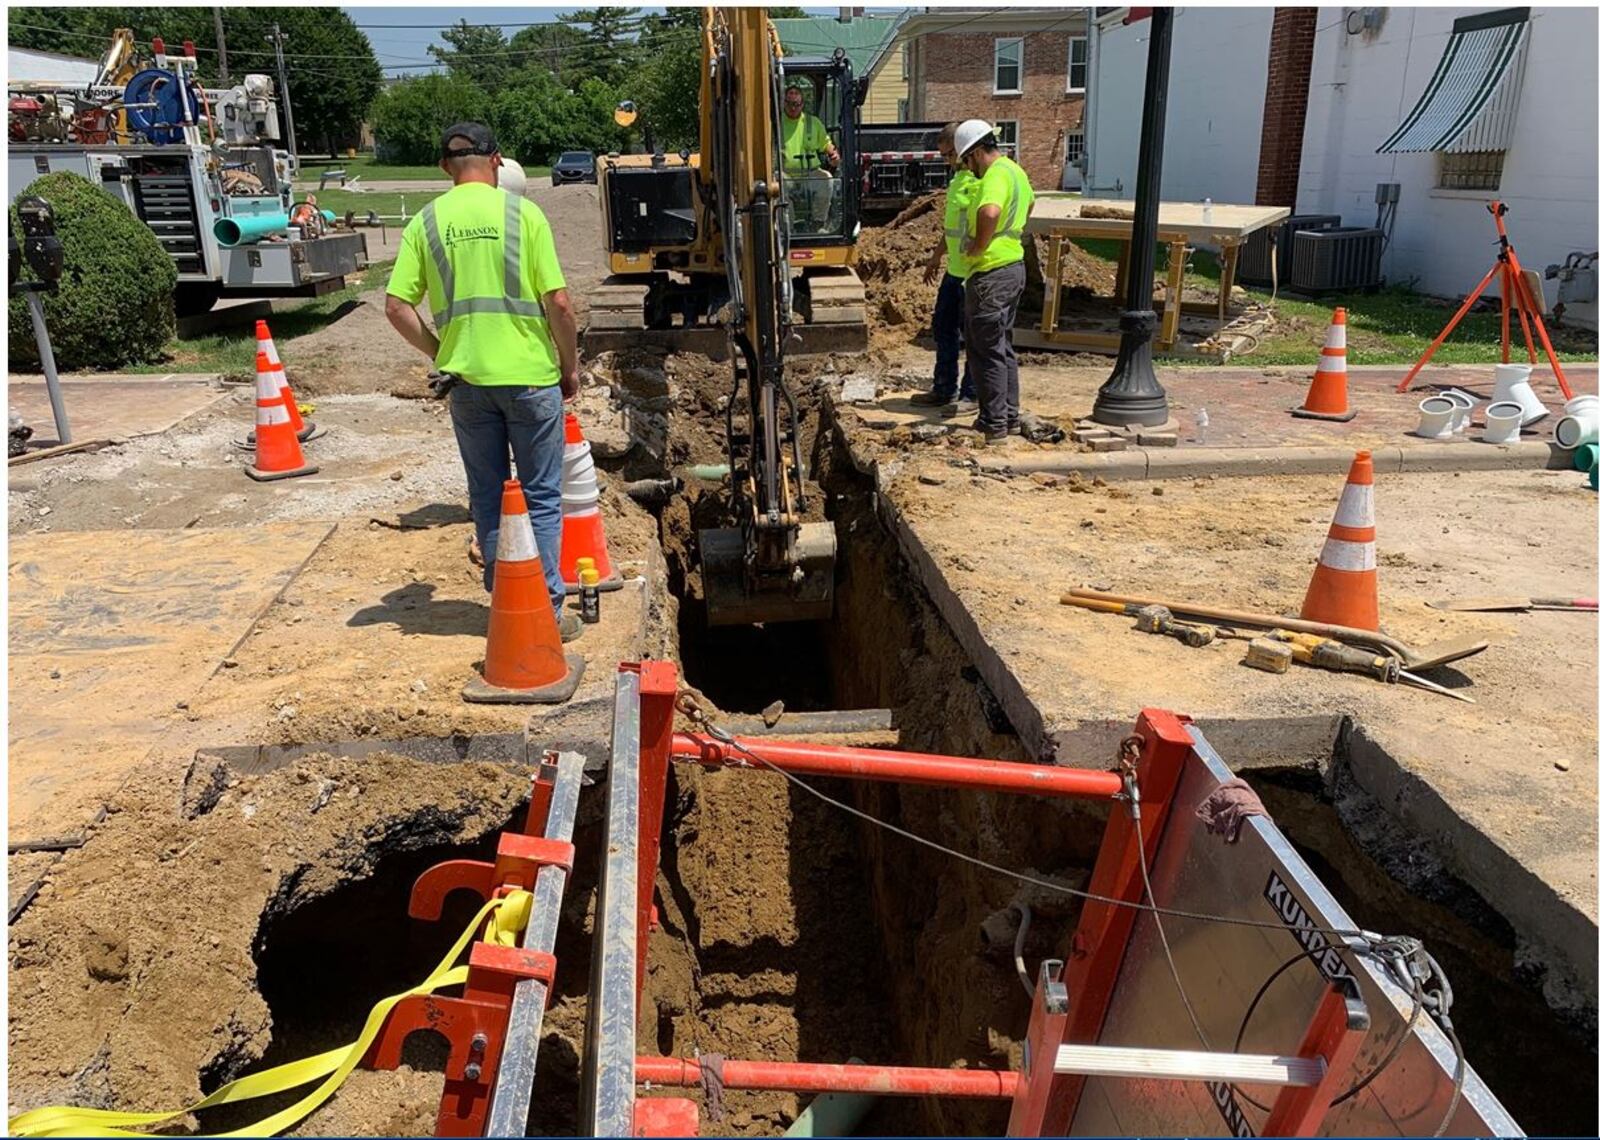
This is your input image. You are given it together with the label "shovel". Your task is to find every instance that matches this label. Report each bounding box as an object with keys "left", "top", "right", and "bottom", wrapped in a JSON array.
[{"left": 1425, "top": 596, "right": 1597, "bottom": 613}]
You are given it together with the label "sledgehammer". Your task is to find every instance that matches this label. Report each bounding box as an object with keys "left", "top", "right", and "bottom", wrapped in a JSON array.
[{"left": 1061, "top": 596, "right": 1221, "bottom": 648}]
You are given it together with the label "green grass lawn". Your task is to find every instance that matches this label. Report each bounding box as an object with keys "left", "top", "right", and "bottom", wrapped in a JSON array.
[
  {"left": 309, "top": 187, "right": 444, "bottom": 222},
  {"left": 129, "top": 259, "right": 397, "bottom": 377},
  {"left": 1069, "top": 237, "right": 1599, "bottom": 366},
  {"left": 296, "top": 155, "right": 551, "bottom": 183}
]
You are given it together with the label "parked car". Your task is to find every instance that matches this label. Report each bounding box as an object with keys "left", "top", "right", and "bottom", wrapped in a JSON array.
[{"left": 552, "top": 151, "right": 598, "bottom": 186}]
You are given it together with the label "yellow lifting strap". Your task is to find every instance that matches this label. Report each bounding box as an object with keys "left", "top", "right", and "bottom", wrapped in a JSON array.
[{"left": 10, "top": 889, "right": 534, "bottom": 1138}]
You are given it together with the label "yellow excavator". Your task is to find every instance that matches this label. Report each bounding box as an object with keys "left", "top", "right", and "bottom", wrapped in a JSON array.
[{"left": 594, "top": 8, "right": 849, "bottom": 625}]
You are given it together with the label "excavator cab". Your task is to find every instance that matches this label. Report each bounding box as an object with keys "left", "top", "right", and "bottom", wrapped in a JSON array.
[{"left": 774, "top": 55, "right": 860, "bottom": 242}]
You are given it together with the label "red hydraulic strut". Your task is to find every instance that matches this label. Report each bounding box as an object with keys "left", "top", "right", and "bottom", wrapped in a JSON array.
[
  {"left": 671, "top": 733, "right": 1124, "bottom": 799},
  {"left": 635, "top": 1055, "right": 1019, "bottom": 1099}
]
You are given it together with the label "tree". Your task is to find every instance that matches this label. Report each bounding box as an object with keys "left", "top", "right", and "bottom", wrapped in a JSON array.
[
  {"left": 8, "top": 172, "right": 176, "bottom": 371},
  {"left": 559, "top": 7, "right": 643, "bottom": 87},
  {"left": 6, "top": 7, "right": 381, "bottom": 154},
  {"left": 369, "top": 72, "right": 490, "bottom": 165},
  {"left": 623, "top": 37, "right": 702, "bottom": 153},
  {"left": 507, "top": 22, "right": 586, "bottom": 87},
  {"left": 428, "top": 20, "right": 513, "bottom": 91},
  {"left": 490, "top": 72, "right": 626, "bottom": 166},
  {"left": 768, "top": 7, "right": 809, "bottom": 17}
]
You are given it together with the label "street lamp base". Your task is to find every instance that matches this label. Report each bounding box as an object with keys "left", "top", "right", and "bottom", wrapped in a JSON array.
[{"left": 1091, "top": 309, "right": 1169, "bottom": 428}]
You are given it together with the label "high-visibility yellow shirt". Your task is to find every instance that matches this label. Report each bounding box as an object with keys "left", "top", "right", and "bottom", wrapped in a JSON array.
[
  {"left": 781, "top": 111, "right": 831, "bottom": 176},
  {"left": 943, "top": 169, "right": 980, "bottom": 281},
  {"left": 387, "top": 182, "right": 566, "bottom": 387},
  {"left": 965, "top": 155, "right": 1035, "bottom": 276}
]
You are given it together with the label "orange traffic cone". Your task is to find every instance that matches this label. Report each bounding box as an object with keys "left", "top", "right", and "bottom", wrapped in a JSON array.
[
  {"left": 1300, "top": 450, "right": 1379, "bottom": 631},
  {"left": 245, "top": 350, "right": 319, "bottom": 482},
  {"left": 463, "top": 478, "right": 585, "bottom": 703},
  {"left": 1292, "top": 308, "right": 1357, "bottom": 422},
  {"left": 559, "top": 413, "right": 623, "bottom": 591},
  {"left": 256, "top": 320, "right": 322, "bottom": 442}
]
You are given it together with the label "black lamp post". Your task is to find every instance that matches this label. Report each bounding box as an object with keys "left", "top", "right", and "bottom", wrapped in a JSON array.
[{"left": 1091, "top": 6, "right": 1173, "bottom": 428}]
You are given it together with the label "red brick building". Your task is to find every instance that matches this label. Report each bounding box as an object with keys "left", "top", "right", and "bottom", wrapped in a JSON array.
[{"left": 903, "top": 8, "right": 1090, "bottom": 191}]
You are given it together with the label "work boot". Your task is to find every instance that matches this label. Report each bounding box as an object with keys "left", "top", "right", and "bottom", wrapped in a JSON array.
[
  {"left": 909, "top": 391, "right": 954, "bottom": 407},
  {"left": 558, "top": 611, "right": 585, "bottom": 643},
  {"left": 966, "top": 420, "right": 1010, "bottom": 442},
  {"left": 941, "top": 398, "right": 980, "bottom": 418}
]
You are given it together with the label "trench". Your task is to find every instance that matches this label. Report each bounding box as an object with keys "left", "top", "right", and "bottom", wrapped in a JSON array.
[{"left": 224, "top": 361, "right": 1592, "bottom": 1138}]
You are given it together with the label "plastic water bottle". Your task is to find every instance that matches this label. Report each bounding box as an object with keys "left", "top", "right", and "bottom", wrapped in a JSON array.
[
  {"left": 1195, "top": 407, "right": 1210, "bottom": 445},
  {"left": 1202, "top": 197, "right": 1214, "bottom": 224}
]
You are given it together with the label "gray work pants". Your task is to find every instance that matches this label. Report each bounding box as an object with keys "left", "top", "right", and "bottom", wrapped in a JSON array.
[{"left": 963, "top": 261, "right": 1025, "bottom": 431}]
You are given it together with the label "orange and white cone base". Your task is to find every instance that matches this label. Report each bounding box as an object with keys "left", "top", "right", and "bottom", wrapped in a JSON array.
[
  {"left": 245, "top": 350, "right": 319, "bottom": 482},
  {"left": 463, "top": 479, "right": 585, "bottom": 704},
  {"left": 1299, "top": 450, "right": 1379, "bottom": 631},
  {"left": 258, "top": 320, "right": 322, "bottom": 442},
  {"left": 560, "top": 413, "right": 624, "bottom": 591},
  {"left": 1292, "top": 307, "right": 1357, "bottom": 422}
]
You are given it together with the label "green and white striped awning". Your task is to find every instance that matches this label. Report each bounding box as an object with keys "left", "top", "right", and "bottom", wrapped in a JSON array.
[{"left": 1377, "top": 7, "right": 1529, "bottom": 154}]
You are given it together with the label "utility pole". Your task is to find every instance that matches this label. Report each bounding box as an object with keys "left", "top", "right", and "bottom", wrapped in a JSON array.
[
  {"left": 1090, "top": 6, "right": 1172, "bottom": 427},
  {"left": 212, "top": 7, "right": 229, "bottom": 83},
  {"left": 267, "top": 22, "right": 298, "bottom": 160}
]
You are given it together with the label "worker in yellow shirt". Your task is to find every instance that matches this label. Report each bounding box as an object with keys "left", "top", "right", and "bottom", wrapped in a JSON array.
[
  {"left": 384, "top": 122, "right": 583, "bottom": 641},
  {"left": 956, "top": 119, "right": 1035, "bottom": 440},
  {"left": 912, "top": 122, "right": 979, "bottom": 412},
  {"left": 781, "top": 84, "right": 839, "bottom": 229}
]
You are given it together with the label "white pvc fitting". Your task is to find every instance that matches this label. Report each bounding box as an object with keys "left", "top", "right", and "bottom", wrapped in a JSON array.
[
  {"left": 1554, "top": 406, "right": 1600, "bottom": 449},
  {"left": 1491, "top": 363, "right": 1550, "bottom": 425},
  {"left": 1440, "top": 389, "right": 1476, "bottom": 434},
  {"left": 1564, "top": 394, "right": 1600, "bottom": 418},
  {"left": 1415, "top": 396, "right": 1456, "bottom": 439},
  {"left": 1481, "top": 400, "right": 1524, "bottom": 445}
]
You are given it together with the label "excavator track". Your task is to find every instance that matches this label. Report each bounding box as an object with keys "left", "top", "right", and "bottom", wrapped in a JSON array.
[{"left": 583, "top": 269, "right": 868, "bottom": 357}]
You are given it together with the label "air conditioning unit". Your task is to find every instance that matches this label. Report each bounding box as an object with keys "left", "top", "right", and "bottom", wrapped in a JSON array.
[
  {"left": 1290, "top": 227, "right": 1385, "bottom": 294},
  {"left": 1238, "top": 214, "right": 1341, "bottom": 287}
]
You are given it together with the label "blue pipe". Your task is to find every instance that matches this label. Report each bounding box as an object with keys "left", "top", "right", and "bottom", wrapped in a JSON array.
[{"left": 214, "top": 213, "right": 290, "bottom": 247}]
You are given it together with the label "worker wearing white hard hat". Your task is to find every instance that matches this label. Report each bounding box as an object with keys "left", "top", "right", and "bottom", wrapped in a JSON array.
[
  {"left": 498, "top": 157, "right": 528, "bottom": 198},
  {"left": 956, "top": 118, "right": 1035, "bottom": 440}
]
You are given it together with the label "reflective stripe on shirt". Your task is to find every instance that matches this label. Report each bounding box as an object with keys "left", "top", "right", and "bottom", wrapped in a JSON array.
[{"left": 420, "top": 195, "right": 547, "bottom": 330}]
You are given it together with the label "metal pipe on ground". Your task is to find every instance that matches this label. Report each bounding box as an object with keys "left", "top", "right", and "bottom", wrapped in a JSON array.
[
  {"left": 669, "top": 734, "right": 1124, "bottom": 799},
  {"left": 1064, "top": 587, "right": 1488, "bottom": 671},
  {"left": 634, "top": 1056, "right": 1019, "bottom": 1099}
]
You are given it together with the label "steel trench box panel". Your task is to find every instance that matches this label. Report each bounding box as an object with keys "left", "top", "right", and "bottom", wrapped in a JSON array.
[{"left": 1067, "top": 728, "right": 1521, "bottom": 1137}]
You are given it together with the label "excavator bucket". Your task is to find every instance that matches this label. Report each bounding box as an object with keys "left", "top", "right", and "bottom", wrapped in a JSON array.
[{"left": 700, "top": 521, "right": 837, "bottom": 626}]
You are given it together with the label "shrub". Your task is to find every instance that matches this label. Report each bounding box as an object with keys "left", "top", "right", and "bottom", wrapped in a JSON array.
[
  {"left": 8, "top": 171, "right": 176, "bottom": 371},
  {"left": 370, "top": 73, "right": 492, "bottom": 166}
]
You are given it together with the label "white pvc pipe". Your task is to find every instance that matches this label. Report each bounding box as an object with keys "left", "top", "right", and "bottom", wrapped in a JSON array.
[
  {"left": 1481, "top": 401, "right": 1524, "bottom": 445},
  {"left": 1563, "top": 394, "right": 1599, "bottom": 417},
  {"left": 1491, "top": 363, "right": 1550, "bottom": 425},
  {"left": 1440, "top": 389, "right": 1476, "bottom": 434},
  {"left": 1554, "top": 407, "right": 1600, "bottom": 449},
  {"left": 1415, "top": 396, "right": 1456, "bottom": 439}
]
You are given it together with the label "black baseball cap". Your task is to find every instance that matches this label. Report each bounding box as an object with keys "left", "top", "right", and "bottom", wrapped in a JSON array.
[{"left": 441, "top": 122, "right": 498, "bottom": 158}]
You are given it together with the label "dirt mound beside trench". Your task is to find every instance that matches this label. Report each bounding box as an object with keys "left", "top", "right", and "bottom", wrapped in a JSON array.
[
  {"left": 856, "top": 194, "right": 1117, "bottom": 350},
  {"left": 7, "top": 753, "right": 529, "bottom": 1130}
]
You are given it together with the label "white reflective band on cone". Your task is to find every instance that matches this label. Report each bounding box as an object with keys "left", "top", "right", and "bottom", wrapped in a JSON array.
[
  {"left": 1317, "top": 351, "right": 1346, "bottom": 370},
  {"left": 564, "top": 504, "right": 601, "bottom": 519},
  {"left": 259, "top": 402, "right": 291, "bottom": 426},
  {"left": 497, "top": 510, "right": 539, "bottom": 563},
  {"left": 1319, "top": 538, "right": 1376, "bottom": 572},
  {"left": 255, "top": 372, "right": 279, "bottom": 400},
  {"left": 1323, "top": 323, "right": 1347, "bottom": 349},
  {"left": 1331, "top": 483, "right": 1374, "bottom": 528}
]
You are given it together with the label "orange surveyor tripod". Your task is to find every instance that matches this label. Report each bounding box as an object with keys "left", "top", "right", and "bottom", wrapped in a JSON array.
[{"left": 1397, "top": 200, "right": 1573, "bottom": 399}]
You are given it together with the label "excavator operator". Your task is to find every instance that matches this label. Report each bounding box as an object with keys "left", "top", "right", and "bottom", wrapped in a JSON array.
[{"left": 780, "top": 84, "right": 839, "bottom": 230}]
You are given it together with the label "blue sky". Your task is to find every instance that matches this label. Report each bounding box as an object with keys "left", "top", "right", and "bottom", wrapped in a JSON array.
[{"left": 344, "top": 6, "right": 866, "bottom": 73}]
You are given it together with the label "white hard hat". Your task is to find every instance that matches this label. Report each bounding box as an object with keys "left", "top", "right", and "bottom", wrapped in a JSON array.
[
  {"left": 499, "top": 157, "right": 527, "bottom": 197},
  {"left": 953, "top": 119, "right": 996, "bottom": 160}
]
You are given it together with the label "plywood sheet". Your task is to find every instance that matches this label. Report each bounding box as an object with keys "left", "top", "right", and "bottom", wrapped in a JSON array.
[
  {"left": 7, "top": 522, "right": 334, "bottom": 840},
  {"left": 1027, "top": 197, "right": 1289, "bottom": 242}
]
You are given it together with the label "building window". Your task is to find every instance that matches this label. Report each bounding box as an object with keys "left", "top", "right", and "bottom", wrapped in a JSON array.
[
  {"left": 1437, "top": 150, "right": 1504, "bottom": 191},
  {"left": 994, "top": 37, "right": 1023, "bottom": 95},
  {"left": 1066, "top": 131, "right": 1084, "bottom": 165},
  {"left": 1068, "top": 36, "right": 1088, "bottom": 93},
  {"left": 900, "top": 41, "right": 909, "bottom": 80},
  {"left": 994, "top": 120, "right": 1019, "bottom": 160},
  {"left": 897, "top": 98, "right": 908, "bottom": 123}
]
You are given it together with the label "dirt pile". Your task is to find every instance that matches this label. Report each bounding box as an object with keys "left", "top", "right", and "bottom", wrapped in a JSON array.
[{"left": 7, "top": 753, "right": 529, "bottom": 1130}]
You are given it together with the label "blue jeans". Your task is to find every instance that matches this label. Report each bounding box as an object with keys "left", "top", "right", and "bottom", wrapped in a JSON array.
[
  {"left": 933, "top": 273, "right": 976, "bottom": 402},
  {"left": 449, "top": 382, "right": 565, "bottom": 609}
]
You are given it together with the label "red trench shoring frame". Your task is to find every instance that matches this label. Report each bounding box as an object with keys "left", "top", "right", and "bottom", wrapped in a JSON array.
[
  {"left": 626, "top": 660, "right": 1367, "bottom": 1138},
  {"left": 360, "top": 763, "right": 576, "bottom": 1137}
]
